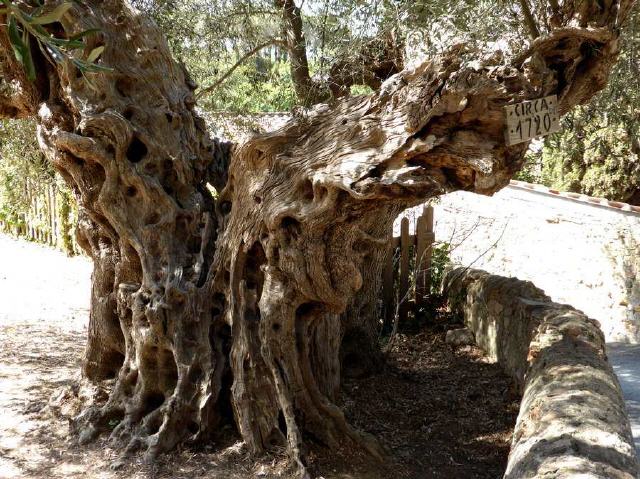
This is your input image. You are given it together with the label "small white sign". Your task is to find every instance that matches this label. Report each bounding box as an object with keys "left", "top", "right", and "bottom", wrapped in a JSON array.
[{"left": 504, "top": 95, "right": 560, "bottom": 146}]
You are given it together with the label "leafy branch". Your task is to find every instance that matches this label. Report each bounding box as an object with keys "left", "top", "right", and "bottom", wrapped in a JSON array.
[
  {"left": 196, "top": 39, "right": 285, "bottom": 99},
  {"left": 1, "top": 0, "right": 108, "bottom": 81}
]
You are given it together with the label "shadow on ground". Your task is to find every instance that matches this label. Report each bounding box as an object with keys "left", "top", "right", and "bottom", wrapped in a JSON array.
[
  {"left": 331, "top": 320, "right": 519, "bottom": 479},
  {"left": 0, "top": 235, "right": 518, "bottom": 478},
  {"left": 0, "top": 319, "right": 519, "bottom": 479}
]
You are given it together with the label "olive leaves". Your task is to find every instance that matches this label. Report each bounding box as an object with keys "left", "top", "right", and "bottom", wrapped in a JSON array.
[{"left": 1, "top": 0, "right": 109, "bottom": 81}]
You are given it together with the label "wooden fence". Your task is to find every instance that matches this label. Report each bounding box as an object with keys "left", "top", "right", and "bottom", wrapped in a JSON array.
[
  {"left": 0, "top": 182, "right": 77, "bottom": 254},
  {"left": 382, "top": 205, "right": 435, "bottom": 323}
]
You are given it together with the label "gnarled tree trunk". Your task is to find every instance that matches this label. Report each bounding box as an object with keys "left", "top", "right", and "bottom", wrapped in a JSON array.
[{"left": 0, "top": 0, "right": 633, "bottom": 475}]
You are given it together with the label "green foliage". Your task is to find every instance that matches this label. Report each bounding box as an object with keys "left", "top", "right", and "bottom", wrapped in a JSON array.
[
  {"left": 136, "top": 0, "right": 285, "bottom": 112},
  {"left": 521, "top": 7, "right": 640, "bottom": 203},
  {"left": 522, "top": 110, "right": 640, "bottom": 203},
  {"left": 430, "top": 242, "right": 451, "bottom": 295},
  {"left": 0, "top": 119, "right": 48, "bottom": 224},
  {"left": 2, "top": 0, "right": 108, "bottom": 81},
  {"left": 200, "top": 61, "right": 296, "bottom": 112},
  {"left": 349, "top": 84, "right": 373, "bottom": 96},
  {"left": 513, "top": 155, "right": 542, "bottom": 184},
  {"left": 136, "top": 0, "right": 518, "bottom": 112},
  {"left": 58, "top": 188, "right": 76, "bottom": 255}
]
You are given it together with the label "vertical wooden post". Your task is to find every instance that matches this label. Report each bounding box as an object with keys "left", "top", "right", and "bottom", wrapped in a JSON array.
[
  {"left": 31, "top": 182, "right": 37, "bottom": 241},
  {"left": 399, "top": 217, "right": 410, "bottom": 323},
  {"left": 424, "top": 206, "right": 435, "bottom": 295},
  {"left": 45, "top": 186, "right": 50, "bottom": 244},
  {"left": 49, "top": 186, "right": 54, "bottom": 245},
  {"left": 25, "top": 178, "right": 31, "bottom": 240},
  {"left": 51, "top": 186, "right": 57, "bottom": 247},
  {"left": 415, "top": 213, "right": 427, "bottom": 306},
  {"left": 415, "top": 205, "right": 435, "bottom": 307},
  {"left": 382, "top": 243, "right": 395, "bottom": 326},
  {"left": 35, "top": 184, "right": 40, "bottom": 241}
]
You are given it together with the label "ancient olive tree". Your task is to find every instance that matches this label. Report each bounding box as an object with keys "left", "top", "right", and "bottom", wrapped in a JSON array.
[{"left": 0, "top": 0, "right": 634, "bottom": 474}]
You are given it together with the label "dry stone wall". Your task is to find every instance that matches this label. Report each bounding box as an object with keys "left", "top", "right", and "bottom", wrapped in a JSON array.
[{"left": 443, "top": 267, "right": 638, "bottom": 479}]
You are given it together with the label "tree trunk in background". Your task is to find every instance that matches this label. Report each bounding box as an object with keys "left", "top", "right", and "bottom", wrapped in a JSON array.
[
  {"left": 275, "top": 0, "right": 323, "bottom": 106},
  {"left": 76, "top": 211, "right": 124, "bottom": 380},
  {"left": 0, "top": 0, "right": 633, "bottom": 475},
  {"left": 340, "top": 205, "right": 400, "bottom": 378}
]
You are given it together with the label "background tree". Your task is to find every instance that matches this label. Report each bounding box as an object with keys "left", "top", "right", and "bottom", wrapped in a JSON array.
[
  {"left": 0, "top": 1, "right": 635, "bottom": 477},
  {"left": 520, "top": 5, "right": 640, "bottom": 203}
]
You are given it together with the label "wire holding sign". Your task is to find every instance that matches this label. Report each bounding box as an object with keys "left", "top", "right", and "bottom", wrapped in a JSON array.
[{"left": 504, "top": 95, "right": 560, "bottom": 146}]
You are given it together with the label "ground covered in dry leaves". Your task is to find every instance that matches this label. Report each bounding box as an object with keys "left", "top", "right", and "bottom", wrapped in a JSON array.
[{"left": 0, "top": 234, "right": 518, "bottom": 478}]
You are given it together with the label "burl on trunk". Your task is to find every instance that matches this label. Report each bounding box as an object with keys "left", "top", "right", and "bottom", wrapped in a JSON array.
[{"left": 0, "top": 0, "right": 633, "bottom": 475}]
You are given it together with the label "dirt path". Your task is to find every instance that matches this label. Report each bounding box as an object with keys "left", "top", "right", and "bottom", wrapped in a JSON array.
[
  {"left": 0, "top": 235, "right": 92, "bottom": 478},
  {"left": 607, "top": 343, "right": 640, "bottom": 457},
  {"left": 0, "top": 234, "right": 518, "bottom": 478}
]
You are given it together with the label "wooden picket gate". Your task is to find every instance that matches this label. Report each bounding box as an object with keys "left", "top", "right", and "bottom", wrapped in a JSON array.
[{"left": 382, "top": 205, "right": 435, "bottom": 323}]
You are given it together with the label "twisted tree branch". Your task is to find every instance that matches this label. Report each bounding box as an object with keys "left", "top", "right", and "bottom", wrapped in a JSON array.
[{"left": 196, "top": 39, "right": 285, "bottom": 99}]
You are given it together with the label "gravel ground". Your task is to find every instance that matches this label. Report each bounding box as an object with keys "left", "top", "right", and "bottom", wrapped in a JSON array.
[{"left": 0, "top": 235, "right": 93, "bottom": 478}]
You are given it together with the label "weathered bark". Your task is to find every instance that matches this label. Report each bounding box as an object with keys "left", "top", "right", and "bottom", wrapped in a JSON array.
[
  {"left": 0, "top": 0, "right": 634, "bottom": 476},
  {"left": 328, "top": 32, "right": 404, "bottom": 99},
  {"left": 4, "top": 0, "right": 230, "bottom": 460},
  {"left": 340, "top": 205, "right": 400, "bottom": 378},
  {"left": 75, "top": 210, "right": 124, "bottom": 380}
]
